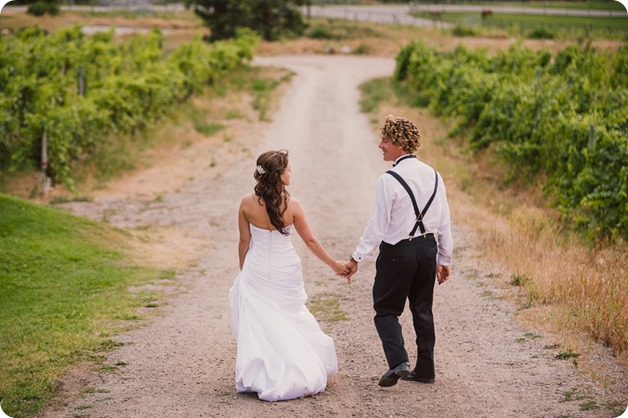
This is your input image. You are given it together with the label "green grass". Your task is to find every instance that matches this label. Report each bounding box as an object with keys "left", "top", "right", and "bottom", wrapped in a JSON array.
[
  {"left": 359, "top": 77, "right": 394, "bottom": 113},
  {"left": 482, "top": 12, "right": 627, "bottom": 31},
  {"left": 225, "top": 109, "right": 246, "bottom": 120},
  {"left": 510, "top": 273, "right": 529, "bottom": 286},
  {"left": 87, "top": 133, "right": 143, "bottom": 183},
  {"left": 48, "top": 196, "right": 93, "bottom": 204},
  {"left": 0, "top": 194, "right": 162, "bottom": 418},
  {"left": 579, "top": 400, "right": 599, "bottom": 411},
  {"left": 69, "top": 9, "right": 201, "bottom": 22},
  {"left": 555, "top": 349, "right": 581, "bottom": 360},
  {"left": 561, "top": 387, "right": 587, "bottom": 402},
  {"left": 409, "top": 1, "right": 624, "bottom": 11},
  {"left": 359, "top": 77, "right": 430, "bottom": 111},
  {"left": 189, "top": 108, "right": 225, "bottom": 137},
  {"left": 306, "top": 19, "right": 384, "bottom": 41},
  {"left": 249, "top": 76, "right": 283, "bottom": 121},
  {"left": 307, "top": 292, "right": 349, "bottom": 322}
]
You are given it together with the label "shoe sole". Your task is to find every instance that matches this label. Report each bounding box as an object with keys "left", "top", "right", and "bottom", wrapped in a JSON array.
[
  {"left": 378, "top": 369, "right": 410, "bottom": 387},
  {"left": 401, "top": 376, "right": 435, "bottom": 384}
]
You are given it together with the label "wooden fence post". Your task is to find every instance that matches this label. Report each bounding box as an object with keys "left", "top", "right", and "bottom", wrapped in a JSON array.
[
  {"left": 41, "top": 130, "right": 48, "bottom": 195},
  {"left": 78, "top": 66, "right": 85, "bottom": 96}
]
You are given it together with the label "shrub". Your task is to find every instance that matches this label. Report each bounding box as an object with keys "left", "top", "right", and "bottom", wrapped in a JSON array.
[
  {"left": 26, "top": 1, "right": 48, "bottom": 16},
  {"left": 528, "top": 27, "right": 555, "bottom": 40},
  {"left": 452, "top": 25, "right": 477, "bottom": 37},
  {"left": 307, "top": 25, "right": 335, "bottom": 40},
  {"left": 26, "top": 1, "right": 60, "bottom": 16}
]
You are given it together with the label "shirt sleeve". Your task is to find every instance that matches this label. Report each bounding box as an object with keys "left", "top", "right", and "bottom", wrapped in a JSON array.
[
  {"left": 352, "top": 175, "right": 392, "bottom": 262},
  {"left": 436, "top": 178, "right": 453, "bottom": 266}
]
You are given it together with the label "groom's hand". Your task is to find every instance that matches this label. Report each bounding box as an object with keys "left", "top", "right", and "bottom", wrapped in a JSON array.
[
  {"left": 436, "top": 264, "right": 451, "bottom": 285},
  {"left": 343, "top": 259, "right": 358, "bottom": 284}
]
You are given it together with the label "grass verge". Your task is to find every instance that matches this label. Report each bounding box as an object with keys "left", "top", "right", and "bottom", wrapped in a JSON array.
[{"left": 0, "top": 194, "right": 165, "bottom": 418}]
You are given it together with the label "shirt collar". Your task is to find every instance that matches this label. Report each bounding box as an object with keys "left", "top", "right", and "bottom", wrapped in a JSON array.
[{"left": 393, "top": 154, "right": 416, "bottom": 167}]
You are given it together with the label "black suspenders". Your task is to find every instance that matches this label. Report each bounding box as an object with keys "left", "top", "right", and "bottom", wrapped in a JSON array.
[{"left": 385, "top": 168, "right": 439, "bottom": 239}]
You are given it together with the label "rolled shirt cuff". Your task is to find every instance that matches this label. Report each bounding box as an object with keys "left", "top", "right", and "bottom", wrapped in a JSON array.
[
  {"left": 437, "top": 254, "right": 452, "bottom": 266},
  {"left": 351, "top": 252, "right": 365, "bottom": 263}
]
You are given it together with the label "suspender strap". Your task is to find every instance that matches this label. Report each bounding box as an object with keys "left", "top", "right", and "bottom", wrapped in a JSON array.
[{"left": 385, "top": 168, "right": 439, "bottom": 237}]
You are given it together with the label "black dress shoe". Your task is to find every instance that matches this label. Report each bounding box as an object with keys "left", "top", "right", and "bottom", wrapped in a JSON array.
[
  {"left": 378, "top": 361, "right": 410, "bottom": 387},
  {"left": 401, "top": 370, "right": 435, "bottom": 383}
]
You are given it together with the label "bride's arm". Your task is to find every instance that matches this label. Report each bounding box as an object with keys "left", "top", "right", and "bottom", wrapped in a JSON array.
[
  {"left": 238, "top": 198, "right": 251, "bottom": 270},
  {"left": 292, "top": 199, "right": 349, "bottom": 276}
]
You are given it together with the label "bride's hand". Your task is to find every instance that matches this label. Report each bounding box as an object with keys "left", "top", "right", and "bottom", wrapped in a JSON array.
[{"left": 332, "top": 260, "right": 350, "bottom": 277}]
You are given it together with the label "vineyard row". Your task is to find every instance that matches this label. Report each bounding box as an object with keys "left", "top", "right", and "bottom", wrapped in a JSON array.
[
  {"left": 0, "top": 26, "right": 259, "bottom": 187},
  {"left": 395, "top": 41, "right": 627, "bottom": 242}
]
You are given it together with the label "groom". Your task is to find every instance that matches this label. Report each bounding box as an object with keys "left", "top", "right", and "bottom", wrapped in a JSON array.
[{"left": 345, "top": 115, "right": 453, "bottom": 387}]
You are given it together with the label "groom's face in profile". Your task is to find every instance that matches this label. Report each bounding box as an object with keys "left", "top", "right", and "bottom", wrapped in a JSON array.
[{"left": 379, "top": 137, "right": 406, "bottom": 162}]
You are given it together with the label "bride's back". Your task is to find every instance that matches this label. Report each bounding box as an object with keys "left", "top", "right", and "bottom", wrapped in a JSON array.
[{"left": 241, "top": 193, "right": 295, "bottom": 231}]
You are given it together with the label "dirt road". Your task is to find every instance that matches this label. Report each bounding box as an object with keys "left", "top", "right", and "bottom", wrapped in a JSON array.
[{"left": 41, "top": 55, "right": 614, "bottom": 418}]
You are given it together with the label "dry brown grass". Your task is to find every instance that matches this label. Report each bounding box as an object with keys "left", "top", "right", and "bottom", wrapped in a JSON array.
[{"left": 482, "top": 205, "right": 627, "bottom": 351}]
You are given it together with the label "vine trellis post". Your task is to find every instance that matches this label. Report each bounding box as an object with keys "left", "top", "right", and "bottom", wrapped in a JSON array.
[
  {"left": 78, "top": 66, "right": 85, "bottom": 96},
  {"left": 41, "top": 130, "right": 48, "bottom": 195}
]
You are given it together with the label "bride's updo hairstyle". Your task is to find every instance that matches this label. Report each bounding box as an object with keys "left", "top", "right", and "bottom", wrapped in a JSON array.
[{"left": 254, "top": 150, "right": 290, "bottom": 236}]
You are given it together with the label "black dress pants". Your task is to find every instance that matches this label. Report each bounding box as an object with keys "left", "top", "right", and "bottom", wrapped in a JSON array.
[{"left": 372, "top": 235, "right": 437, "bottom": 378}]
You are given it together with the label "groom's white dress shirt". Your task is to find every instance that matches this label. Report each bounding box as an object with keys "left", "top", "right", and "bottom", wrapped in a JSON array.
[{"left": 351, "top": 154, "right": 453, "bottom": 266}]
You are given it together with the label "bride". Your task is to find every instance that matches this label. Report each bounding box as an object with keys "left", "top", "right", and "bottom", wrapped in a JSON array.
[{"left": 229, "top": 149, "right": 349, "bottom": 402}]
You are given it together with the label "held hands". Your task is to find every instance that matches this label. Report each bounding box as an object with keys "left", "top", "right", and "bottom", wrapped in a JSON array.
[
  {"left": 332, "top": 260, "right": 351, "bottom": 278},
  {"left": 341, "top": 259, "right": 358, "bottom": 284},
  {"left": 330, "top": 260, "right": 357, "bottom": 284},
  {"left": 436, "top": 264, "right": 451, "bottom": 285}
]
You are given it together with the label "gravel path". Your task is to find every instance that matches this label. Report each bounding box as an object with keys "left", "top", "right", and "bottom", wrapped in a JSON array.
[{"left": 40, "top": 55, "right": 617, "bottom": 418}]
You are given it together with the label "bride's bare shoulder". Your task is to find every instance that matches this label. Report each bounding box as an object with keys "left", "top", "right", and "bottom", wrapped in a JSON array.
[
  {"left": 241, "top": 193, "right": 260, "bottom": 206},
  {"left": 287, "top": 196, "right": 303, "bottom": 211}
]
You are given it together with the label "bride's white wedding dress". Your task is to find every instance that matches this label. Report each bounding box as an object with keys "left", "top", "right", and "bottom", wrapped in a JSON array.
[{"left": 229, "top": 224, "right": 338, "bottom": 402}]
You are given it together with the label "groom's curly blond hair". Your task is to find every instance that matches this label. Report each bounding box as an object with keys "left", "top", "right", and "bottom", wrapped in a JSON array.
[{"left": 380, "top": 115, "right": 422, "bottom": 153}]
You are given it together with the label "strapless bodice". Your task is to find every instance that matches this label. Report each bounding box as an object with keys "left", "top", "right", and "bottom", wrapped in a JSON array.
[{"left": 249, "top": 223, "right": 294, "bottom": 251}]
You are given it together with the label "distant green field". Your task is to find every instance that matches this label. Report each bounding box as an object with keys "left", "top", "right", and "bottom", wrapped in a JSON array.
[
  {"left": 532, "top": 0, "right": 625, "bottom": 10},
  {"left": 441, "top": 11, "right": 627, "bottom": 29},
  {"left": 409, "top": 0, "right": 625, "bottom": 11},
  {"left": 413, "top": 10, "right": 628, "bottom": 38}
]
